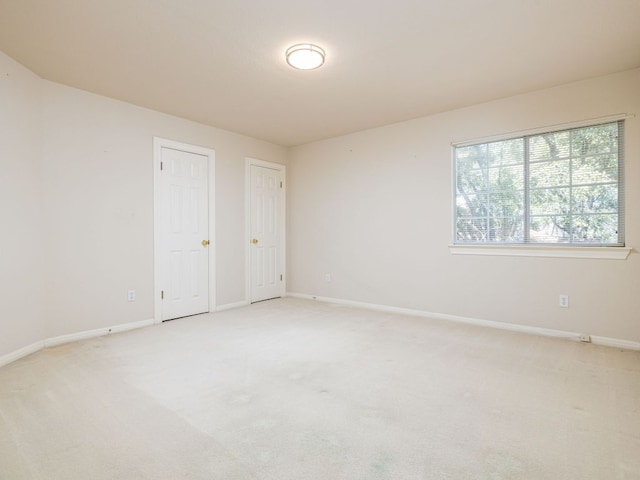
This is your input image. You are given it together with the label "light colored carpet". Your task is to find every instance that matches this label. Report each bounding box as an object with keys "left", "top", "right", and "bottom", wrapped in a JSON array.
[{"left": 1, "top": 297, "right": 639, "bottom": 479}]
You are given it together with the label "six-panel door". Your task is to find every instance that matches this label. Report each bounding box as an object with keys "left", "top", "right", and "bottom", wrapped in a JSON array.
[{"left": 160, "top": 147, "right": 209, "bottom": 320}]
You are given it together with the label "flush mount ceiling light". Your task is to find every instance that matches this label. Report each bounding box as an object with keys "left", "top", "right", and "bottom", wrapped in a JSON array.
[{"left": 286, "top": 43, "right": 326, "bottom": 70}]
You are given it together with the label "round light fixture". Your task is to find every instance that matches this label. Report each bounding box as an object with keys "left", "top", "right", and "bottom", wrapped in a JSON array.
[{"left": 286, "top": 43, "right": 325, "bottom": 70}]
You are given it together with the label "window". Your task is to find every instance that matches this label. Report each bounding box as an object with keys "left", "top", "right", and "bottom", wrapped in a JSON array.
[{"left": 454, "top": 121, "right": 624, "bottom": 246}]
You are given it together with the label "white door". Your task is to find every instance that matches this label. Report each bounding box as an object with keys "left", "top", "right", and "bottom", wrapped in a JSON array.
[
  {"left": 159, "top": 147, "right": 210, "bottom": 320},
  {"left": 250, "top": 165, "right": 284, "bottom": 302}
]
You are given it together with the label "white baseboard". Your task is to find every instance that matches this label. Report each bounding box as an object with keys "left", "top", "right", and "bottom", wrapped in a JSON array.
[
  {"left": 215, "top": 300, "right": 250, "bottom": 312},
  {"left": 590, "top": 336, "right": 640, "bottom": 351},
  {"left": 287, "top": 292, "right": 640, "bottom": 351},
  {"left": 0, "top": 341, "right": 45, "bottom": 369},
  {"left": 45, "top": 318, "right": 154, "bottom": 348},
  {"left": 1, "top": 318, "right": 155, "bottom": 368},
  {"left": 4, "top": 297, "right": 638, "bottom": 370}
]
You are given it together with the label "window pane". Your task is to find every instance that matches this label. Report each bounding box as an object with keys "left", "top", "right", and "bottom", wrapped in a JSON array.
[
  {"left": 570, "top": 214, "right": 618, "bottom": 244},
  {"left": 489, "top": 192, "right": 524, "bottom": 216},
  {"left": 487, "top": 139, "right": 523, "bottom": 167},
  {"left": 456, "top": 166, "right": 484, "bottom": 193},
  {"left": 488, "top": 164, "right": 524, "bottom": 189},
  {"left": 571, "top": 185, "right": 618, "bottom": 215},
  {"left": 456, "top": 193, "right": 488, "bottom": 218},
  {"left": 529, "top": 131, "right": 570, "bottom": 161},
  {"left": 530, "top": 187, "right": 570, "bottom": 215},
  {"left": 456, "top": 144, "right": 487, "bottom": 171},
  {"left": 572, "top": 154, "right": 618, "bottom": 185},
  {"left": 529, "top": 215, "right": 571, "bottom": 243},
  {"left": 529, "top": 159, "right": 570, "bottom": 188},
  {"left": 489, "top": 216, "right": 524, "bottom": 242},
  {"left": 456, "top": 217, "right": 489, "bottom": 242},
  {"left": 571, "top": 123, "right": 618, "bottom": 156}
]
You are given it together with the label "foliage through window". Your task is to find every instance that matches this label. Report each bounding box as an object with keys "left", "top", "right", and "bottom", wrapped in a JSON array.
[{"left": 454, "top": 121, "right": 624, "bottom": 245}]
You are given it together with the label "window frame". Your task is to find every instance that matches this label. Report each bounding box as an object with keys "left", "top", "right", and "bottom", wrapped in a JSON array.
[{"left": 450, "top": 116, "right": 631, "bottom": 259}]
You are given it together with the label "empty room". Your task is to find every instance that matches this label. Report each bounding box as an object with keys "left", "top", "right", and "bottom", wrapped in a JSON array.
[{"left": 1, "top": 1, "right": 639, "bottom": 479}]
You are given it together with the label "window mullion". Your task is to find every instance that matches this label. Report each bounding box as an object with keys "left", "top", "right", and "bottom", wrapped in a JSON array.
[
  {"left": 484, "top": 155, "right": 490, "bottom": 242},
  {"left": 524, "top": 137, "right": 530, "bottom": 243},
  {"left": 568, "top": 130, "right": 574, "bottom": 243}
]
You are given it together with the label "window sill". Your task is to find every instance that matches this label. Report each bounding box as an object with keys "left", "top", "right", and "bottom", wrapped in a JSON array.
[{"left": 448, "top": 244, "right": 632, "bottom": 260}]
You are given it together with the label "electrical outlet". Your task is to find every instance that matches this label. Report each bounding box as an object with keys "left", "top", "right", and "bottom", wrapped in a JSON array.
[
  {"left": 324, "top": 273, "right": 332, "bottom": 283},
  {"left": 559, "top": 294, "right": 569, "bottom": 308},
  {"left": 579, "top": 334, "right": 591, "bottom": 343},
  {"left": 127, "top": 289, "right": 136, "bottom": 302}
]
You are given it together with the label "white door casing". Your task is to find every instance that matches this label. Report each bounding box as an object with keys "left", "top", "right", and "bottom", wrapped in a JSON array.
[
  {"left": 154, "top": 138, "right": 215, "bottom": 322},
  {"left": 246, "top": 159, "right": 285, "bottom": 303}
]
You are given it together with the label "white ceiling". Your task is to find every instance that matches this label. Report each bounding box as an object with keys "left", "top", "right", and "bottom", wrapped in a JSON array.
[{"left": 1, "top": 0, "right": 639, "bottom": 146}]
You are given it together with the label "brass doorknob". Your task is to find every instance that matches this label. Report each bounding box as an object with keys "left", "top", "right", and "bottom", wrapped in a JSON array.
[
  {"left": 201, "top": 240, "right": 210, "bottom": 247},
  {"left": 252, "top": 238, "right": 259, "bottom": 244}
]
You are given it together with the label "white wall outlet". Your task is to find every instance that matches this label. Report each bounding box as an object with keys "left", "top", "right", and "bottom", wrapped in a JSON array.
[
  {"left": 127, "top": 289, "right": 136, "bottom": 302},
  {"left": 579, "top": 334, "right": 592, "bottom": 343},
  {"left": 559, "top": 294, "right": 569, "bottom": 308},
  {"left": 324, "top": 273, "right": 332, "bottom": 283}
]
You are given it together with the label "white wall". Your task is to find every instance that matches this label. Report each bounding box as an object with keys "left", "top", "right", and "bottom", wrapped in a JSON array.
[
  {"left": 0, "top": 49, "right": 286, "bottom": 357},
  {"left": 288, "top": 69, "right": 640, "bottom": 342},
  {"left": 0, "top": 52, "right": 45, "bottom": 355},
  {"left": 40, "top": 81, "right": 286, "bottom": 338}
]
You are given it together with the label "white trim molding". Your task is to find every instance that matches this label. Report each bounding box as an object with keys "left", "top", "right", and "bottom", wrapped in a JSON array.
[
  {"left": 287, "top": 292, "right": 640, "bottom": 352},
  {"left": 449, "top": 244, "right": 632, "bottom": 260},
  {"left": 0, "top": 318, "right": 155, "bottom": 369},
  {"left": 45, "top": 319, "right": 155, "bottom": 348},
  {"left": 590, "top": 336, "right": 640, "bottom": 351},
  {"left": 0, "top": 341, "right": 45, "bottom": 369}
]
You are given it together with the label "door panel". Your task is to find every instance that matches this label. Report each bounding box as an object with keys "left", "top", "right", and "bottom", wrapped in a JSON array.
[
  {"left": 250, "top": 165, "right": 283, "bottom": 302},
  {"left": 160, "top": 147, "right": 209, "bottom": 320}
]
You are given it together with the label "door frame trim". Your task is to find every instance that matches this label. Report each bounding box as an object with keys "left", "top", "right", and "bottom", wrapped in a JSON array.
[
  {"left": 245, "top": 158, "right": 286, "bottom": 303},
  {"left": 153, "top": 137, "right": 216, "bottom": 324}
]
